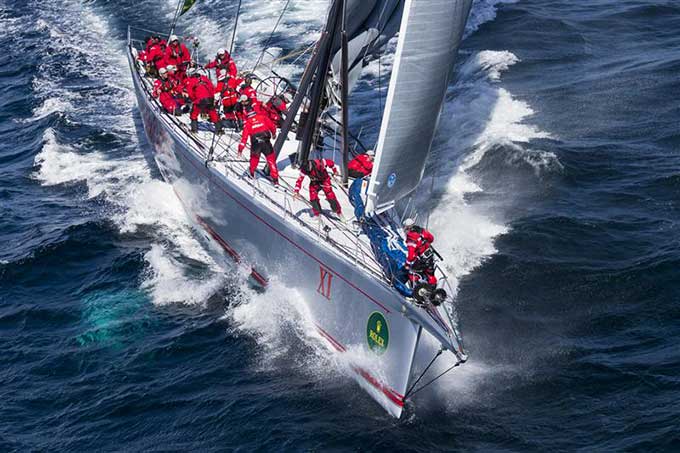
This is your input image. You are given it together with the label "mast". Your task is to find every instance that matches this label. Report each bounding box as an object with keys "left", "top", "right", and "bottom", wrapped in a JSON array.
[
  {"left": 340, "top": 0, "right": 350, "bottom": 186},
  {"left": 273, "top": 0, "right": 342, "bottom": 160},
  {"left": 229, "top": 0, "right": 242, "bottom": 55},
  {"left": 297, "top": 0, "right": 343, "bottom": 165}
]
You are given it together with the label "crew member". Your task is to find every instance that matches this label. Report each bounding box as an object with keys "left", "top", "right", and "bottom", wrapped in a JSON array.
[
  {"left": 403, "top": 218, "right": 437, "bottom": 286},
  {"left": 294, "top": 158, "right": 343, "bottom": 218},
  {"left": 263, "top": 94, "right": 287, "bottom": 128},
  {"left": 153, "top": 67, "right": 184, "bottom": 115},
  {"left": 347, "top": 149, "right": 375, "bottom": 178},
  {"left": 165, "top": 64, "right": 182, "bottom": 84},
  {"left": 205, "top": 48, "right": 237, "bottom": 79},
  {"left": 144, "top": 38, "right": 167, "bottom": 77},
  {"left": 240, "top": 76, "right": 258, "bottom": 102},
  {"left": 236, "top": 94, "right": 262, "bottom": 125},
  {"left": 215, "top": 69, "right": 241, "bottom": 129},
  {"left": 186, "top": 69, "right": 222, "bottom": 134},
  {"left": 164, "top": 35, "right": 191, "bottom": 77},
  {"left": 238, "top": 109, "right": 279, "bottom": 185}
]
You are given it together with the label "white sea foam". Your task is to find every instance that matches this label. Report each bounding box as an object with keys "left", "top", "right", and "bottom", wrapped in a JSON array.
[
  {"left": 141, "top": 244, "right": 225, "bottom": 306},
  {"left": 466, "top": 0, "right": 519, "bottom": 38},
  {"left": 228, "top": 277, "right": 328, "bottom": 367},
  {"left": 29, "top": 2, "right": 223, "bottom": 306},
  {"left": 34, "top": 129, "right": 118, "bottom": 197}
]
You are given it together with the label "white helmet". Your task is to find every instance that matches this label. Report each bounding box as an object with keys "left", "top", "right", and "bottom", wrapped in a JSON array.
[
  {"left": 169, "top": 34, "right": 179, "bottom": 43},
  {"left": 217, "top": 69, "right": 228, "bottom": 80},
  {"left": 239, "top": 94, "right": 249, "bottom": 103},
  {"left": 366, "top": 149, "right": 375, "bottom": 157},
  {"left": 158, "top": 67, "right": 168, "bottom": 76},
  {"left": 166, "top": 64, "right": 176, "bottom": 72},
  {"left": 217, "top": 47, "right": 226, "bottom": 56},
  {"left": 403, "top": 218, "right": 416, "bottom": 229}
]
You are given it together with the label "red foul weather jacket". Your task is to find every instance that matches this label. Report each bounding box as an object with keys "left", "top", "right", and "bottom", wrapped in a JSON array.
[
  {"left": 405, "top": 226, "right": 434, "bottom": 264},
  {"left": 238, "top": 112, "right": 277, "bottom": 153},
  {"left": 347, "top": 154, "right": 373, "bottom": 177},
  {"left": 294, "top": 159, "right": 338, "bottom": 192},
  {"left": 164, "top": 42, "right": 191, "bottom": 70},
  {"left": 205, "top": 55, "right": 238, "bottom": 78},
  {"left": 187, "top": 76, "right": 215, "bottom": 102}
]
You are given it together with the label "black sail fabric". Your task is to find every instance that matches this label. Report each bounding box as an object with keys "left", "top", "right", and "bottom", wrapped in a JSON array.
[
  {"left": 365, "top": 0, "right": 473, "bottom": 213},
  {"left": 330, "top": 0, "right": 404, "bottom": 90}
]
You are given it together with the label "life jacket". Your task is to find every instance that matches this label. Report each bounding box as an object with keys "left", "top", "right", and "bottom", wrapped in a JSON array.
[
  {"left": 217, "top": 81, "right": 239, "bottom": 106},
  {"left": 241, "top": 85, "right": 257, "bottom": 100}
]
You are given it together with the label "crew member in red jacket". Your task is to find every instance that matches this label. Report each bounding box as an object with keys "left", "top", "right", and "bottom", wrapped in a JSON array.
[
  {"left": 238, "top": 110, "right": 279, "bottom": 184},
  {"left": 143, "top": 38, "right": 167, "bottom": 76},
  {"left": 263, "top": 94, "right": 287, "bottom": 128},
  {"left": 205, "top": 48, "right": 238, "bottom": 79},
  {"left": 215, "top": 69, "right": 241, "bottom": 129},
  {"left": 153, "top": 67, "right": 184, "bottom": 115},
  {"left": 403, "top": 218, "right": 437, "bottom": 286},
  {"left": 294, "top": 158, "right": 343, "bottom": 218},
  {"left": 165, "top": 35, "right": 191, "bottom": 77},
  {"left": 347, "top": 149, "right": 375, "bottom": 178},
  {"left": 240, "top": 76, "right": 258, "bottom": 101},
  {"left": 186, "top": 70, "right": 222, "bottom": 134}
]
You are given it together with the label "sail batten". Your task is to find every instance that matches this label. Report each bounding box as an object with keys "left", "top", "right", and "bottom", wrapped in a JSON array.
[{"left": 365, "top": 0, "right": 473, "bottom": 214}]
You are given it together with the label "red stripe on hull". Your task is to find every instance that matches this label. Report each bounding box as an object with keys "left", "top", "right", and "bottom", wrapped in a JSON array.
[
  {"left": 177, "top": 151, "right": 391, "bottom": 314},
  {"left": 196, "top": 215, "right": 269, "bottom": 287},
  {"left": 315, "top": 325, "right": 404, "bottom": 408}
]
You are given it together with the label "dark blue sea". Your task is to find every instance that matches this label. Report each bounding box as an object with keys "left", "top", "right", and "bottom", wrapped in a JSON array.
[{"left": 2, "top": 0, "right": 680, "bottom": 450}]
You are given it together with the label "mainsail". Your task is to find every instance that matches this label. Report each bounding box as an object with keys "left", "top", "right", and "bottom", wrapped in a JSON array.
[
  {"left": 365, "top": 0, "right": 473, "bottom": 213},
  {"left": 330, "top": 0, "right": 403, "bottom": 90}
]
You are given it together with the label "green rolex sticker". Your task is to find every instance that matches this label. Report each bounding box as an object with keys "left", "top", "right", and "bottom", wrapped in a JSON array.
[{"left": 366, "top": 312, "right": 389, "bottom": 355}]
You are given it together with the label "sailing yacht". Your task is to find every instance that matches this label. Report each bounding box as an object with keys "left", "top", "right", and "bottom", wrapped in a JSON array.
[{"left": 127, "top": 0, "right": 473, "bottom": 417}]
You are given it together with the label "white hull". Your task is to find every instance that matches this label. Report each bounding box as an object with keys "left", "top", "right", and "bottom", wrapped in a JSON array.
[{"left": 127, "top": 39, "right": 464, "bottom": 417}]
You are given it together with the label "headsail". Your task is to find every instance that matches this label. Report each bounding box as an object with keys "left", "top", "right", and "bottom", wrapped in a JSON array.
[
  {"left": 179, "top": 0, "right": 197, "bottom": 16},
  {"left": 365, "top": 0, "right": 473, "bottom": 213}
]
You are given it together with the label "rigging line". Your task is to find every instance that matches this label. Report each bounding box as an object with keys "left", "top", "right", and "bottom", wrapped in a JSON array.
[
  {"left": 404, "top": 348, "right": 443, "bottom": 400},
  {"left": 354, "top": 0, "right": 392, "bottom": 66},
  {"left": 425, "top": 166, "right": 436, "bottom": 229},
  {"left": 229, "top": 0, "right": 243, "bottom": 56},
  {"left": 404, "top": 359, "right": 464, "bottom": 400},
  {"left": 378, "top": 52, "right": 384, "bottom": 115},
  {"left": 252, "top": 0, "right": 292, "bottom": 72},
  {"left": 169, "top": 0, "right": 184, "bottom": 38}
]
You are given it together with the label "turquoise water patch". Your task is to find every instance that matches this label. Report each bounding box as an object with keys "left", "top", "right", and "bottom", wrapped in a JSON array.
[{"left": 76, "top": 289, "right": 150, "bottom": 348}]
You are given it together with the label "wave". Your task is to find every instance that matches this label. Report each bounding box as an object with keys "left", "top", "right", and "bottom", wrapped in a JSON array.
[{"left": 466, "top": 0, "right": 519, "bottom": 38}]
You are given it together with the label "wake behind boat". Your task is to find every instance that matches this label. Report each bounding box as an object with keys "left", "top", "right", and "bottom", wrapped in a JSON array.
[{"left": 128, "top": 0, "right": 472, "bottom": 417}]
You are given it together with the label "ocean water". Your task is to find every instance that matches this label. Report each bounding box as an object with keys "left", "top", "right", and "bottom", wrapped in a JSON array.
[{"left": 2, "top": 0, "right": 680, "bottom": 450}]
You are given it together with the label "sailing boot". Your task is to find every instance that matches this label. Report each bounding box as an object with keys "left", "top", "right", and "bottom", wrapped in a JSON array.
[{"left": 190, "top": 120, "right": 198, "bottom": 133}]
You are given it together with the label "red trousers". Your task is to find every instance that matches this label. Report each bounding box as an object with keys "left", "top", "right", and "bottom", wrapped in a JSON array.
[
  {"left": 190, "top": 97, "right": 219, "bottom": 122},
  {"left": 249, "top": 138, "right": 279, "bottom": 183},
  {"left": 309, "top": 179, "right": 341, "bottom": 216}
]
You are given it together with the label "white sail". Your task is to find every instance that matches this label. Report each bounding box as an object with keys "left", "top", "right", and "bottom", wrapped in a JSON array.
[{"left": 365, "top": 0, "right": 473, "bottom": 213}]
